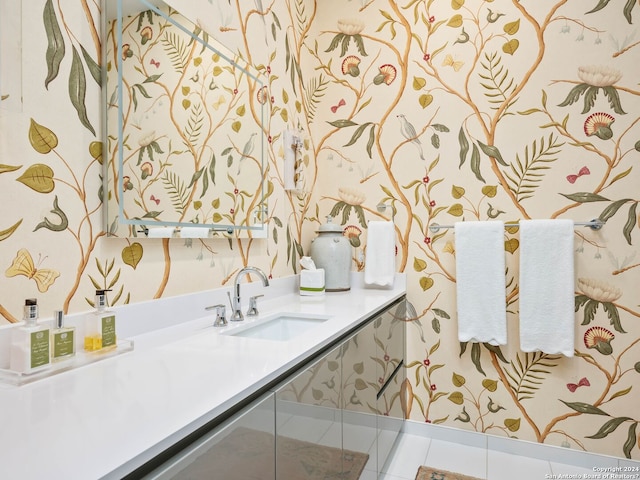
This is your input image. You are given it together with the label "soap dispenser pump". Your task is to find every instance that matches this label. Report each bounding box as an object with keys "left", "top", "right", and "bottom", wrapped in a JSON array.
[{"left": 84, "top": 289, "right": 117, "bottom": 352}]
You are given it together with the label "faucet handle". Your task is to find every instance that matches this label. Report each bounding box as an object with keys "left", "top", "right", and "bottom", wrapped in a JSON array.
[
  {"left": 205, "top": 304, "right": 227, "bottom": 327},
  {"left": 247, "top": 295, "right": 264, "bottom": 317}
]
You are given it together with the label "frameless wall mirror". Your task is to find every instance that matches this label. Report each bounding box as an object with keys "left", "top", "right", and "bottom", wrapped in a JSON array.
[{"left": 104, "top": 0, "right": 268, "bottom": 238}]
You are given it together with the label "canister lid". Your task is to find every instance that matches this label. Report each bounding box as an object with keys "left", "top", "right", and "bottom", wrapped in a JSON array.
[{"left": 317, "top": 215, "right": 343, "bottom": 233}]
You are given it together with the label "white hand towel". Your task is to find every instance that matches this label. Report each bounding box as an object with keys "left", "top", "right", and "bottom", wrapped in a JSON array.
[
  {"left": 519, "top": 219, "right": 575, "bottom": 357},
  {"left": 147, "top": 227, "right": 175, "bottom": 238},
  {"left": 364, "top": 221, "right": 395, "bottom": 287},
  {"left": 180, "top": 226, "right": 210, "bottom": 238},
  {"left": 455, "top": 221, "right": 507, "bottom": 345}
]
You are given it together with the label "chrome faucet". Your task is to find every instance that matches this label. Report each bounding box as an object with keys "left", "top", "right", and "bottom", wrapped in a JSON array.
[{"left": 229, "top": 266, "right": 269, "bottom": 321}]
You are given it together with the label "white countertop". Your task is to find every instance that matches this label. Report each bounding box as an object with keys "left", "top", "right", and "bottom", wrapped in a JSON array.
[{"left": 0, "top": 274, "right": 405, "bottom": 480}]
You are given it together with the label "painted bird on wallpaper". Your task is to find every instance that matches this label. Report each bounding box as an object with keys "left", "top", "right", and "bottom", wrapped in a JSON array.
[
  {"left": 397, "top": 114, "right": 425, "bottom": 161},
  {"left": 237, "top": 132, "right": 257, "bottom": 176}
]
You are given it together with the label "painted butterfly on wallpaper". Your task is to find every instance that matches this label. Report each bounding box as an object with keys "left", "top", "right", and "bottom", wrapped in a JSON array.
[
  {"left": 566, "top": 377, "right": 590, "bottom": 392},
  {"left": 5, "top": 249, "right": 60, "bottom": 293},
  {"left": 566, "top": 166, "right": 590, "bottom": 184},
  {"left": 331, "top": 99, "right": 346, "bottom": 113},
  {"left": 212, "top": 96, "right": 226, "bottom": 110},
  {"left": 442, "top": 54, "right": 464, "bottom": 72},
  {"left": 150, "top": 59, "right": 160, "bottom": 68},
  {"left": 150, "top": 195, "right": 160, "bottom": 205}
]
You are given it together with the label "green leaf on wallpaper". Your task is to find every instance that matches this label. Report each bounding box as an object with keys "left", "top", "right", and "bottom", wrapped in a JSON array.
[
  {"left": 602, "top": 86, "right": 626, "bottom": 114},
  {"left": 80, "top": 44, "right": 101, "bottom": 87},
  {"left": 142, "top": 211, "right": 162, "bottom": 219},
  {"left": 586, "top": 0, "right": 612, "bottom": 15},
  {"left": 43, "top": 0, "right": 65, "bottom": 89},
  {"left": 603, "top": 302, "right": 625, "bottom": 333},
  {"left": 478, "top": 141, "right": 507, "bottom": 166},
  {"left": 144, "top": 73, "right": 163, "bottom": 84},
  {"left": 452, "top": 372, "right": 466, "bottom": 387},
  {"left": 503, "top": 19, "right": 520, "bottom": 35},
  {"left": 458, "top": 127, "right": 469, "bottom": 168},
  {"left": 431, "top": 133, "right": 440, "bottom": 149},
  {"left": 344, "top": 122, "right": 372, "bottom": 147},
  {"left": 162, "top": 32, "right": 188, "bottom": 74},
  {"left": 451, "top": 0, "right": 465, "bottom": 10},
  {"left": 470, "top": 144, "right": 485, "bottom": 183},
  {"left": 17, "top": 164, "right": 55, "bottom": 193},
  {"left": 69, "top": 46, "right": 96, "bottom": 135},
  {"left": 419, "top": 277, "right": 434, "bottom": 291},
  {"left": 188, "top": 167, "right": 204, "bottom": 189},
  {"left": 623, "top": 423, "right": 637, "bottom": 459},
  {"left": 504, "top": 238, "right": 519, "bottom": 254},
  {"left": 560, "top": 400, "right": 609, "bottom": 416},
  {"left": 431, "top": 318, "right": 441, "bottom": 333},
  {"left": 609, "top": 386, "right": 632, "bottom": 402},
  {"left": 29, "top": 119, "right": 58, "bottom": 153},
  {"left": 502, "top": 39, "right": 519, "bottom": 55},
  {"left": 433, "top": 308, "right": 450, "bottom": 319},
  {"left": 558, "top": 83, "right": 589, "bottom": 109},
  {"left": 482, "top": 379, "right": 498, "bottom": 392},
  {"left": 34, "top": 196, "right": 68, "bottom": 232},
  {"left": 122, "top": 242, "right": 143, "bottom": 269},
  {"left": 470, "top": 343, "right": 485, "bottom": 375},
  {"left": 447, "top": 14, "right": 463, "bottom": 27},
  {"left": 561, "top": 192, "right": 610, "bottom": 203},
  {"left": 0, "top": 219, "right": 22, "bottom": 242},
  {"left": 413, "top": 258, "right": 427, "bottom": 272},
  {"left": 419, "top": 94, "right": 434, "bottom": 108},
  {"left": 622, "top": 203, "right": 637, "bottom": 245},
  {"left": 448, "top": 392, "right": 464, "bottom": 405},
  {"left": 483, "top": 343, "right": 508, "bottom": 363},
  {"left": 451, "top": 185, "right": 465, "bottom": 199},
  {"left": 448, "top": 204, "right": 463, "bottom": 216},
  {"left": 606, "top": 168, "right": 632, "bottom": 188},
  {"left": 504, "top": 418, "right": 520, "bottom": 432},
  {"left": 0, "top": 164, "right": 21, "bottom": 174},
  {"left": 413, "top": 77, "right": 427, "bottom": 90},
  {"left": 587, "top": 417, "right": 633, "bottom": 439},
  {"left": 328, "top": 119, "right": 358, "bottom": 128}
]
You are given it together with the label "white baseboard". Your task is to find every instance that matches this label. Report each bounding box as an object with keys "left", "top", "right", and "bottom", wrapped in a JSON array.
[{"left": 402, "top": 420, "right": 640, "bottom": 470}]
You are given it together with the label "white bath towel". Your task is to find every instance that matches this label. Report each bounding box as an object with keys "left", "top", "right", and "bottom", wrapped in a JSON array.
[
  {"left": 180, "top": 226, "right": 210, "bottom": 238},
  {"left": 455, "top": 221, "right": 507, "bottom": 345},
  {"left": 364, "top": 221, "right": 396, "bottom": 287},
  {"left": 519, "top": 219, "right": 575, "bottom": 357},
  {"left": 147, "top": 227, "right": 175, "bottom": 238}
]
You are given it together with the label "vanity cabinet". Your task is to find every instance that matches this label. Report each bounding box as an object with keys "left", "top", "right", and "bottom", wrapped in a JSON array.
[
  {"left": 142, "top": 393, "right": 276, "bottom": 479},
  {"left": 134, "top": 296, "right": 405, "bottom": 480}
]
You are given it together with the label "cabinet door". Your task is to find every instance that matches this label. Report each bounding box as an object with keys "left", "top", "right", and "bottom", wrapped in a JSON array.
[
  {"left": 275, "top": 343, "right": 367, "bottom": 480},
  {"left": 341, "top": 320, "right": 378, "bottom": 477},
  {"left": 375, "top": 298, "right": 406, "bottom": 473},
  {"left": 143, "top": 393, "right": 275, "bottom": 480}
]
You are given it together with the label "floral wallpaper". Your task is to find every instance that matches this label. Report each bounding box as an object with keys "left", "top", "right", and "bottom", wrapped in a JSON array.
[{"left": 0, "top": 0, "right": 639, "bottom": 460}]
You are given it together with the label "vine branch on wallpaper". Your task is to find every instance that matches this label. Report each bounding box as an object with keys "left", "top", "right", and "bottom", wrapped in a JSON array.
[{"left": 0, "top": 305, "right": 19, "bottom": 324}]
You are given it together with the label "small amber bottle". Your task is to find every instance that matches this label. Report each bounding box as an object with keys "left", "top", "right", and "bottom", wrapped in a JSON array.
[{"left": 84, "top": 290, "right": 117, "bottom": 352}]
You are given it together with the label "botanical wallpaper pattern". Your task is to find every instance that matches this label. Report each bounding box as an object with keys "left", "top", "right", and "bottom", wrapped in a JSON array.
[{"left": 0, "top": 0, "right": 638, "bottom": 460}]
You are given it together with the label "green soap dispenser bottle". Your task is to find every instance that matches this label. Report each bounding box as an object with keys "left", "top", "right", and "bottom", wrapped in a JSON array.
[
  {"left": 10, "top": 298, "right": 51, "bottom": 373},
  {"left": 84, "top": 289, "right": 117, "bottom": 352},
  {"left": 51, "top": 310, "right": 76, "bottom": 362}
]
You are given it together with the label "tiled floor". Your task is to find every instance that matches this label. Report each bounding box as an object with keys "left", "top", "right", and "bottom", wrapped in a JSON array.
[
  {"left": 380, "top": 432, "right": 639, "bottom": 480},
  {"left": 275, "top": 403, "right": 640, "bottom": 480}
]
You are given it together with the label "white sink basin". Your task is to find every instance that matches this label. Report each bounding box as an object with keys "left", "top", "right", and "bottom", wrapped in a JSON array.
[{"left": 222, "top": 312, "right": 331, "bottom": 341}]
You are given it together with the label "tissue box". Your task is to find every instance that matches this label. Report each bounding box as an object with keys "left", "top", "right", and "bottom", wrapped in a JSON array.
[{"left": 300, "top": 269, "right": 325, "bottom": 296}]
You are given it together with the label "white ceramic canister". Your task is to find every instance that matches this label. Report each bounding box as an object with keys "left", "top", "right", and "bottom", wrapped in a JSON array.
[{"left": 310, "top": 216, "right": 351, "bottom": 291}]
